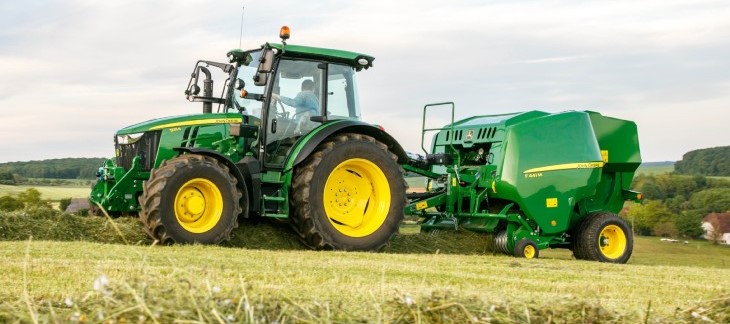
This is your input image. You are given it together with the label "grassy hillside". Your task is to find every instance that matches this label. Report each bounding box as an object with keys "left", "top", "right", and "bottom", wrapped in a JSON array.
[
  {"left": 636, "top": 161, "right": 675, "bottom": 175},
  {"left": 0, "top": 184, "right": 90, "bottom": 200},
  {"left": 0, "top": 212, "right": 728, "bottom": 322}
]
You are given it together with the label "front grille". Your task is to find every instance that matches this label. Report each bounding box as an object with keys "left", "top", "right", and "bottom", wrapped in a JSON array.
[{"left": 115, "top": 131, "right": 161, "bottom": 171}]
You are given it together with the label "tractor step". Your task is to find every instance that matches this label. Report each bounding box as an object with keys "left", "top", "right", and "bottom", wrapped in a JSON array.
[
  {"left": 263, "top": 196, "right": 287, "bottom": 202},
  {"left": 264, "top": 213, "right": 289, "bottom": 219}
]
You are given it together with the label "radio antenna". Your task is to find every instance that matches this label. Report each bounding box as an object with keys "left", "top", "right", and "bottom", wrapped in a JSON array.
[{"left": 238, "top": 5, "right": 245, "bottom": 48}]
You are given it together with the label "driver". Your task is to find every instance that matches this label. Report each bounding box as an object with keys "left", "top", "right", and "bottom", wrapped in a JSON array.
[{"left": 272, "top": 79, "right": 319, "bottom": 132}]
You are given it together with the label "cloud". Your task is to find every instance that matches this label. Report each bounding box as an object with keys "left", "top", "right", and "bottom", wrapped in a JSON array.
[{"left": 0, "top": 0, "right": 729, "bottom": 163}]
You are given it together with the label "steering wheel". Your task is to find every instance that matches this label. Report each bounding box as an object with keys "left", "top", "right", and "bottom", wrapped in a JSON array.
[{"left": 271, "top": 97, "right": 290, "bottom": 119}]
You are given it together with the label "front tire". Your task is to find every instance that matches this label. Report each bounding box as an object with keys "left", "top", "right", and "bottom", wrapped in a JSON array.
[
  {"left": 514, "top": 238, "right": 539, "bottom": 259},
  {"left": 572, "top": 211, "right": 633, "bottom": 263},
  {"left": 291, "top": 133, "right": 407, "bottom": 251},
  {"left": 139, "top": 154, "right": 244, "bottom": 244}
]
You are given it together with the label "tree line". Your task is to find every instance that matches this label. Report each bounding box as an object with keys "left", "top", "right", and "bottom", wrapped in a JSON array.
[
  {"left": 675, "top": 146, "right": 730, "bottom": 176},
  {"left": 626, "top": 173, "right": 730, "bottom": 238},
  {"left": 0, "top": 158, "right": 106, "bottom": 184}
]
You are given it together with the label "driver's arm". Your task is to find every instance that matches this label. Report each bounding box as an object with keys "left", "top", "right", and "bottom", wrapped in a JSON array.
[{"left": 274, "top": 92, "right": 304, "bottom": 108}]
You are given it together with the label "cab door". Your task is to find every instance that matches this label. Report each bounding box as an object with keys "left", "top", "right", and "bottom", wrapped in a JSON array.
[{"left": 262, "top": 59, "right": 324, "bottom": 168}]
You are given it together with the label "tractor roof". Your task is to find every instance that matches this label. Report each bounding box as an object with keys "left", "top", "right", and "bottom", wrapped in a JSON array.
[{"left": 268, "top": 43, "right": 374, "bottom": 70}]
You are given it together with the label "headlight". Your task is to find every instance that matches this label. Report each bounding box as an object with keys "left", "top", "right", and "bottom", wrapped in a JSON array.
[{"left": 116, "top": 132, "right": 145, "bottom": 145}]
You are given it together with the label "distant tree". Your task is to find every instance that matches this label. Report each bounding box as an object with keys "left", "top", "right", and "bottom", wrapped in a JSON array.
[
  {"left": 0, "top": 195, "right": 24, "bottom": 212},
  {"left": 689, "top": 188, "right": 730, "bottom": 214},
  {"left": 0, "top": 158, "right": 106, "bottom": 180},
  {"left": 0, "top": 171, "right": 15, "bottom": 185},
  {"left": 628, "top": 200, "right": 674, "bottom": 235},
  {"left": 675, "top": 146, "right": 730, "bottom": 176},
  {"left": 674, "top": 211, "right": 705, "bottom": 238},
  {"left": 652, "top": 222, "right": 678, "bottom": 237},
  {"left": 17, "top": 188, "right": 49, "bottom": 208}
]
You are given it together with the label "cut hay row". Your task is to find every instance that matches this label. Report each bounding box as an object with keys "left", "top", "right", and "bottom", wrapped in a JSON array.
[{"left": 0, "top": 210, "right": 728, "bottom": 322}]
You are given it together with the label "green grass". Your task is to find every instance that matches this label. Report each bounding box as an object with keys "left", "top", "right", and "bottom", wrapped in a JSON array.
[
  {"left": 0, "top": 212, "right": 728, "bottom": 322},
  {"left": 405, "top": 176, "right": 426, "bottom": 191},
  {"left": 0, "top": 184, "right": 90, "bottom": 200}
]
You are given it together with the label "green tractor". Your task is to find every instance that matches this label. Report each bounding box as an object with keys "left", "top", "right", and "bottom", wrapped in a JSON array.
[
  {"left": 90, "top": 27, "right": 642, "bottom": 262},
  {"left": 91, "top": 27, "right": 408, "bottom": 250}
]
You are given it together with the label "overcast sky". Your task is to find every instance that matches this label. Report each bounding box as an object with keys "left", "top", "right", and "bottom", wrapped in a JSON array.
[{"left": 1, "top": 0, "right": 728, "bottom": 163}]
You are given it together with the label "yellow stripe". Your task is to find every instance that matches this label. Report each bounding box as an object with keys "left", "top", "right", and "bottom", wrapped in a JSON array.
[
  {"left": 524, "top": 161, "right": 604, "bottom": 174},
  {"left": 150, "top": 118, "right": 243, "bottom": 130}
]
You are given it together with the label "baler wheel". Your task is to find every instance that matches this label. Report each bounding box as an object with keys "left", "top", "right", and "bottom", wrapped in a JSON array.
[
  {"left": 138, "top": 154, "right": 243, "bottom": 244},
  {"left": 514, "top": 239, "right": 539, "bottom": 259},
  {"left": 290, "top": 133, "right": 407, "bottom": 251},
  {"left": 573, "top": 211, "right": 633, "bottom": 263}
]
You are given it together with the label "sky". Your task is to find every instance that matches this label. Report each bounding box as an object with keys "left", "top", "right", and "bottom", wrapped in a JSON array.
[{"left": 1, "top": 0, "right": 729, "bottom": 163}]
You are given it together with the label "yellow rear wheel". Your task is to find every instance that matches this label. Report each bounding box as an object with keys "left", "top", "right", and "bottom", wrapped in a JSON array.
[
  {"left": 323, "top": 158, "right": 391, "bottom": 237},
  {"left": 598, "top": 224, "right": 627, "bottom": 260},
  {"left": 573, "top": 211, "right": 633, "bottom": 263},
  {"left": 291, "top": 133, "right": 407, "bottom": 251}
]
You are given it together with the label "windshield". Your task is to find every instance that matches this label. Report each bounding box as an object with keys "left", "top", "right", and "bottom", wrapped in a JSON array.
[{"left": 230, "top": 50, "right": 265, "bottom": 116}]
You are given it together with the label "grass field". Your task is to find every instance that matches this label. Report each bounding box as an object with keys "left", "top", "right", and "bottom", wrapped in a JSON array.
[
  {"left": 0, "top": 184, "right": 90, "bottom": 200},
  {"left": 0, "top": 212, "right": 728, "bottom": 322},
  {"left": 636, "top": 162, "right": 674, "bottom": 175}
]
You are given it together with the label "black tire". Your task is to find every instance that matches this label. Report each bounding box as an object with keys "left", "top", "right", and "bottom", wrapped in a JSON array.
[
  {"left": 290, "top": 133, "right": 407, "bottom": 251},
  {"left": 572, "top": 211, "right": 633, "bottom": 263},
  {"left": 139, "top": 154, "right": 244, "bottom": 244},
  {"left": 514, "top": 238, "right": 539, "bottom": 259}
]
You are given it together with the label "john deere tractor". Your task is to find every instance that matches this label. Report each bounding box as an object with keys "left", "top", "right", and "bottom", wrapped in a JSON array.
[
  {"left": 91, "top": 27, "right": 641, "bottom": 262},
  {"left": 91, "top": 27, "right": 407, "bottom": 250}
]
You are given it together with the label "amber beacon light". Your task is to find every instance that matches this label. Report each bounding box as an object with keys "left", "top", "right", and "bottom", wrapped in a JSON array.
[{"left": 279, "top": 26, "right": 291, "bottom": 41}]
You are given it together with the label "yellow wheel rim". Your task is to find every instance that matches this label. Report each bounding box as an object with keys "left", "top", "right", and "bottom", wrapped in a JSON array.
[
  {"left": 599, "top": 225, "right": 627, "bottom": 259},
  {"left": 174, "top": 178, "right": 223, "bottom": 233},
  {"left": 523, "top": 244, "right": 536, "bottom": 259},
  {"left": 323, "top": 158, "right": 391, "bottom": 237}
]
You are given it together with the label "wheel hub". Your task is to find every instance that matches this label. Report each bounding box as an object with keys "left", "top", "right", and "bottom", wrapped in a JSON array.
[{"left": 178, "top": 189, "right": 206, "bottom": 219}]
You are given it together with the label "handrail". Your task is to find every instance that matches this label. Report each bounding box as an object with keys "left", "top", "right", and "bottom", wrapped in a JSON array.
[{"left": 421, "top": 102, "right": 456, "bottom": 155}]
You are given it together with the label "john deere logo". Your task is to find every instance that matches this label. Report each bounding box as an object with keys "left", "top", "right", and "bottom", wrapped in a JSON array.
[{"left": 466, "top": 129, "right": 474, "bottom": 140}]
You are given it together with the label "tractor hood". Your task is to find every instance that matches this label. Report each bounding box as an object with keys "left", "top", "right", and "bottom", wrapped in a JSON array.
[{"left": 116, "top": 113, "right": 243, "bottom": 135}]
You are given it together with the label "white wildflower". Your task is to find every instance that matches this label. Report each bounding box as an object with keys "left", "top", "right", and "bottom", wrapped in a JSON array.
[
  {"left": 404, "top": 294, "right": 414, "bottom": 305},
  {"left": 64, "top": 297, "right": 73, "bottom": 307},
  {"left": 93, "top": 274, "right": 109, "bottom": 292},
  {"left": 212, "top": 285, "right": 221, "bottom": 294}
]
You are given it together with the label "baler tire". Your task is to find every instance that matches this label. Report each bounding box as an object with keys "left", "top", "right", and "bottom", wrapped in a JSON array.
[
  {"left": 573, "top": 211, "right": 633, "bottom": 263},
  {"left": 290, "top": 133, "right": 407, "bottom": 251},
  {"left": 514, "top": 239, "right": 539, "bottom": 259},
  {"left": 138, "top": 154, "right": 243, "bottom": 244}
]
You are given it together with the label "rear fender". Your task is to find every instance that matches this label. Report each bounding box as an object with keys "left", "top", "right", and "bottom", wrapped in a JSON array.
[{"left": 285, "top": 120, "right": 408, "bottom": 170}]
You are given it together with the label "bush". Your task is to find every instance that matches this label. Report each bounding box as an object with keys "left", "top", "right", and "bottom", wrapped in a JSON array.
[
  {"left": 653, "top": 222, "right": 679, "bottom": 237},
  {"left": 59, "top": 198, "right": 72, "bottom": 212},
  {"left": 0, "top": 195, "right": 23, "bottom": 212}
]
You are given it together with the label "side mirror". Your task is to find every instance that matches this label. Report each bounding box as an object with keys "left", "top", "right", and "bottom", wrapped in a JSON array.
[
  {"left": 258, "top": 49, "right": 274, "bottom": 73},
  {"left": 253, "top": 48, "right": 275, "bottom": 87}
]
